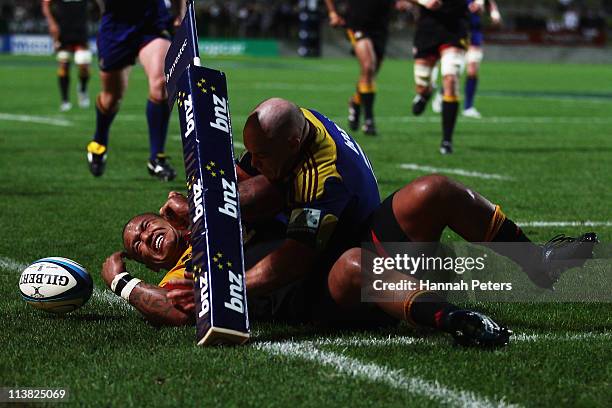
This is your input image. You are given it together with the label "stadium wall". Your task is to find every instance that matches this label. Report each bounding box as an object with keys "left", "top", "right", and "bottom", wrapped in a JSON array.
[{"left": 313, "top": 30, "right": 612, "bottom": 64}]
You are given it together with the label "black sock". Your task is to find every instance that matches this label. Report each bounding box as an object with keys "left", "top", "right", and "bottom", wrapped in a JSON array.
[
  {"left": 59, "top": 74, "right": 69, "bottom": 102},
  {"left": 489, "top": 218, "right": 542, "bottom": 275},
  {"left": 442, "top": 100, "right": 459, "bottom": 142},
  {"left": 492, "top": 218, "right": 531, "bottom": 243},
  {"left": 79, "top": 74, "right": 89, "bottom": 93},
  {"left": 360, "top": 91, "right": 375, "bottom": 122},
  {"left": 408, "top": 291, "right": 459, "bottom": 330}
]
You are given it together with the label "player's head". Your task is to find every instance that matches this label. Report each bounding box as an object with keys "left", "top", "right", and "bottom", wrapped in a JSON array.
[
  {"left": 243, "top": 97, "right": 308, "bottom": 181},
  {"left": 123, "top": 213, "right": 188, "bottom": 271}
]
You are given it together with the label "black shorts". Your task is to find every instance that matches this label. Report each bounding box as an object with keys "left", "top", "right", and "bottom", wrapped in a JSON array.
[
  {"left": 346, "top": 27, "right": 389, "bottom": 63},
  {"left": 413, "top": 16, "right": 469, "bottom": 59},
  {"left": 245, "top": 223, "right": 395, "bottom": 328}
]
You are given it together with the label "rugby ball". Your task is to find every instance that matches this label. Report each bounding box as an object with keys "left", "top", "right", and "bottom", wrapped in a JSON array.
[{"left": 19, "top": 257, "right": 93, "bottom": 314}]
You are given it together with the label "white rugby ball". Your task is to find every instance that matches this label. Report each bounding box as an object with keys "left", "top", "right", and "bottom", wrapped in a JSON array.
[{"left": 19, "top": 257, "right": 94, "bottom": 314}]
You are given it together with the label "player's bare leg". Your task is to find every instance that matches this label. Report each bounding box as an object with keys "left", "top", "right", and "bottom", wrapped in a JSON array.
[
  {"left": 86, "top": 67, "right": 130, "bottom": 177},
  {"left": 139, "top": 38, "right": 175, "bottom": 181},
  {"left": 390, "top": 175, "right": 598, "bottom": 287},
  {"left": 463, "top": 45, "right": 482, "bottom": 118},
  {"left": 56, "top": 50, "right": 72, "bottom": 111},
  {"left": 74, "top": 46, "right": 92, "bottom": 108},
  {"left": 438, "top": 46, "right": 464, "bottom": 154},
  {"left": 327, "top": 247, "right": 512, "bottom": 348},
  {"left": 412, "top": 56, "right": 437, "bottom": 115},
  {"left": 353, "top": 38, "right": 379, "bottom": 135}
]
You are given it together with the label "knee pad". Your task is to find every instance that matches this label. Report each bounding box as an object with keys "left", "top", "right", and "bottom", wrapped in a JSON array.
[
  {"left": 466, "top": 48, "right": 483, "bottom": 64},
  {"left": 414, "top": 63, "right": 433, "bottom": 88},
  {"left": 56, "top": 50, "right": 71, "bottom": 63},
  {"left": 74, "top": 49, "right": 92, "bottom": 65},
  {"left": 440, "top": 49, "right": 465, "bottom": 77}
]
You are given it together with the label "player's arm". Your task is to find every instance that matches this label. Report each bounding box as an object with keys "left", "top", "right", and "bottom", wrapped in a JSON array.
[
  {"left": 159, "top": 174, "right": 283, "bottom": 226},
  {"left": 409, "top": 0, "right": 442, "bottom": 10},
  {"left": 395, "top": 1, "right": 413, "bottom": 12},
  {"left": 246, "top": 238, "right": 316, "bottom": 297},
  {"left": 487, "top": 0, "right": 502, "bottom": 25},
  {"left": 323, "top": 0, "right": 345, "bottom": 27},
  {"left": 171, "top": 0, "right": 187, "bottom": 27},
  {"left": 102, "top": 252, "right": 193, "bottom": 326},
  {"left": 41, "top": 0, "right": 59, "bottom": 41}
]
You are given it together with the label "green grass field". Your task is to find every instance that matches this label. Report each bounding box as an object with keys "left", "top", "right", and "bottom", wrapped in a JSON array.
[{"left": 0, "top": 54, "right": 611, "bottom": 407}]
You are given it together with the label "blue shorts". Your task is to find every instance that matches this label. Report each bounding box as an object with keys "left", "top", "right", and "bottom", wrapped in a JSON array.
[
  {"left": 97, "top": 16, "right": 172, "bottom": 72},
  {"left": 470, "top": 29, "right": 483, "bottom": 47}
]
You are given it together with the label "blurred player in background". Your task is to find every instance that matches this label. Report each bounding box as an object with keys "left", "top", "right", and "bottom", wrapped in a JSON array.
[
  {"left": 462, "top": 0, "right": 501, "bottom": 118},
  {"left": 86, "top": 0, "right": 185, "bottom": 181},
  {"left": 409, "top": 0, "right": 474, "bottom": 155},
  {"left": 432, "top": 0, "right": 501, "bottom": 116},
  {"left": 324, "top": 0, "right": 411, "bottom": 136},
  {"left": 41, "top": 0, "right": 95, "bottom": 112}
]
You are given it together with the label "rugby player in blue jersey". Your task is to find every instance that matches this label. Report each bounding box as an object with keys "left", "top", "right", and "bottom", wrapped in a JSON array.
[
  {"left": 86, "top": 0, "right": 186, "bottom": 181},
  {"left": 102, "top": 98, "right": 596, "bottom": 348},
  {"left": 462, "top": 0, "right": 501, "bottom": 118}
]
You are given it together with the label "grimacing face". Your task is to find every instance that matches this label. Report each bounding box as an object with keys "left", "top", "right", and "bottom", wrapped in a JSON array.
[
  {"left": 123, "top": 214, "right": 185, "bottom": 271},
  {"left": 244, "top": 129, "right": 298, "bottom": 182}
]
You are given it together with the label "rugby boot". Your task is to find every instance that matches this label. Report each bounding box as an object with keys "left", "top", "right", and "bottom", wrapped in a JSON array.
[
  {"left": 86, "top": 141, "right": 107, "bottom": 177},
  {"left": 527, "top": 233, "right": 598, "bottom": 289},
  {"left": 147, "top": 154, "right": 177, "bottom": 182}
]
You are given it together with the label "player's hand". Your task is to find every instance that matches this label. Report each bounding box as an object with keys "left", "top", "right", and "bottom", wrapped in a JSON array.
[
  {"left": 166, "top": 271, "right": 195, "bottom": 314},
  {"left": 328, "top": 11, "right": 345, "bottom": 27},
  {"left": 173, "top": 16, "right": 182, "bottom": 28},
  {"left": 468, "top": 2, "right": 483, "bottom": 13},
  {"left": 420, "top": 0, "right": 442, "bottom": 10},
  {"left": 101, "top": 251, "right": 127, "bottom": 288},
  {"left": 395, "top": 0, "right": 412, "bottom": 12},
  {"left": 490, "top": 10, "right": 502, "bottom": 26},
  {"left": 49, "top": 23, "right": 60, "bottom": 41},
  {"left": 160, "top": 191, "right": 190, "bottom": 230}
]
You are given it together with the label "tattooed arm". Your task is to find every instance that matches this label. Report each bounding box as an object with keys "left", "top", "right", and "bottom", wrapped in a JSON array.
[
  {"left": 101, "top": 252, "right": 193, "bottom": 327},
  {"left": 127, "top": 282, "right": 193, "bottom": 327}
]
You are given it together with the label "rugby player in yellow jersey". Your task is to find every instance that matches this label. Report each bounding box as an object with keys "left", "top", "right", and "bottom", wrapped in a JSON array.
[{"left": 102, "top": 98, "right": 596, "bottom": 347}]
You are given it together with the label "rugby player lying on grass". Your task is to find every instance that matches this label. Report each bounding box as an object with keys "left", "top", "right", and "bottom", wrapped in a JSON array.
[{"left": 102, "top": 98, "right": 597, "bottom": 348}]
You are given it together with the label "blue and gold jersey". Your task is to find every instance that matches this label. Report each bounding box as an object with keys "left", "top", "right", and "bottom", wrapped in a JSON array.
[{"left": 283, "top": 108, "right": 380, "bottom": 252}]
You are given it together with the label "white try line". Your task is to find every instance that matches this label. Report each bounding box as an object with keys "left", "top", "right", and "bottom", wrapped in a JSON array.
[
  {"left": 307, "top": 331, "right": 612, "bottom": 348},
  {"left": 400, "top": 163, "right": 512, "bottom": 181},
  {"left": 257, "top": 341, "right": 516, "bottom": 408},
  {"left": 0, "top": 113, "right": 73, "bottom": 127},
  {"left": 518, "top": 221, "right": 612, "bottom": 228},
  {"left": 379, "top": 116, "right": 612, "bottom": 125}
]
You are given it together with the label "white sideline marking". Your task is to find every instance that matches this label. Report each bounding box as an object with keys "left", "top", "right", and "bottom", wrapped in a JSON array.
[
  {"left": 258, "top": 341, "right": 515, "bottom": 408},
  {"left": 400, "top": 163, "right": 512, "bottom": 181},
  {"left": 518, "top": 221, "right": 612, "bottom": 228},
  {"left": 0, "top": 257, "right": 28, "bottom": 272},
  {"left": 0, "top": 113, "right": 72, "bottom": 127},
  {"left": 382, "top": 116, "right": 612, "bottom": 125},
  {"left": 311, "top": 332, "right": 612, "bottom": 348},
  {"left": 1, "top": 255, "right": 127, "bottom": 309}
]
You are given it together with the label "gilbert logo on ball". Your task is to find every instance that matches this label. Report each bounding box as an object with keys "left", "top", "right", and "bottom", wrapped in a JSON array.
[{"left": 19, "top": 257, "right": 93, "bottom": 314}]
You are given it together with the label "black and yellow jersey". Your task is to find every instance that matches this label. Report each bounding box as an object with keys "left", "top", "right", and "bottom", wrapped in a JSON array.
[
  {"left": 345, "top": 0, "right": 395, "bottom": 32},
  {"left": 282, "top": 108, "right": 380, "bottom": 254}
]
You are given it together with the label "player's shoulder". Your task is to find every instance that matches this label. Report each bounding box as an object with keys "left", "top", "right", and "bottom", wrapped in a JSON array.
[{"left": 159, "top": 247, "right": 192, "bottom": 288}]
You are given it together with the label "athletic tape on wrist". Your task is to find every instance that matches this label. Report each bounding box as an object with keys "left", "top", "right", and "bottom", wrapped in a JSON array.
[
  {"left": 120, "top": 278, "right": 142, "bottom": 301},
  {"left": 110, "top": 272, "right": 129, "bottom": 293},
  {"left": 417, "top": 0, "right": 430, "bottom": 6}
]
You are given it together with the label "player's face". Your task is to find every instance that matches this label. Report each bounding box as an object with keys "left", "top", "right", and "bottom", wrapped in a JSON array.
[
  {"left": 244, "top": 133, "right": 295, "bottom": 182},
  {"left": 123, "top": 214, "right": 184, "bottom": 271}
]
